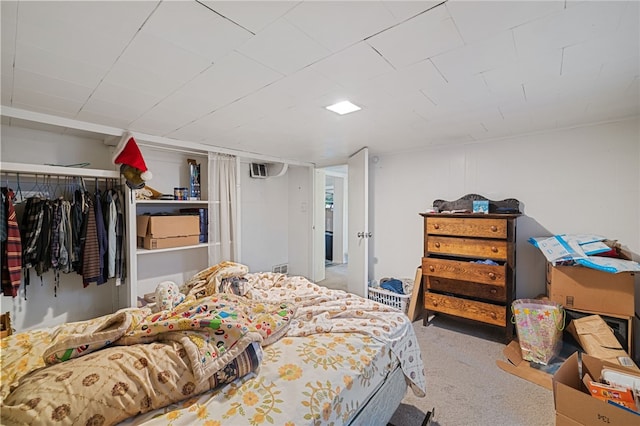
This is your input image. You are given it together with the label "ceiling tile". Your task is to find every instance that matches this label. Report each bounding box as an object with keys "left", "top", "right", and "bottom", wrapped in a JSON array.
[
  {"left": 184, "top": 100, "right": 268, "bottom": 135},
  {"left": 381, "top": 0, "right": 444, "bottom": 22},
  {"left": 179, "top": 52, "right": 282, "bottom": 105},
  {"left": 77, "top": 97, "right": 147, "bottom": 126},
  {"left": 13, "top": 88, "right": 84, "bottom": 115},
  {"left": 135, "top": 91, "right": 219, "bottom": 132},
  {"left": 142, "top": 1, "right": 252, "bottom": 61},
  {"left": 367, "top": 5, "right": 464, "bottom": 69},
  {"left": 283, "top": 1, "right": 396, "bottom": 52},
  {"left": 236, "top": 18, "right": 330, "bottom": 74},
  {"left": 310, "top": 42, "right": 395, "bottom": 90},
  {"left": 523, "top": 73, "right": 597, "bottom": 105},
  {"left": 261, "top": 68, "right": 339, "bottom": 104},
  {"left": 17, "top": 1, "right": 155, "bottom": 45},
  {"left": 562, "top": 29, "right": 639, "bottom": 78},
  {"left": 513, "top": 1, "right": 629, "bottom": 54},
  {"left": 446, "top": 0, "right": 564, "bottom": 43},
  {"left": 118, "top": 32, "right": 212, "bottom": 82},
  {"left": 431, "top": 30, "right": 518, "bottom": 82},
  {"left": 76, "top": 109, "right": 137, "bottom": 130},
  {"left": 481, "top": 49, "right": 562, "bottom": 94},
  {"left": 14, "top": 42, "right": 105, "bottom": 88},
  {"left": 13, "top": 68, "right": 93, "bottom": 103},
  {"left": 81, "top": 94, "right": 160, "bottom": 125},
  {"left": 200, "top": 1, "right": 299, "bottom": 34},
  {"left": 367, "top": 59, "right": 448, "bottom": 99},
  {"left": 16, "top": 20, "right": 128, "bottom": 69},
  {"left": 104, "top": 61, "right": 187, "bottom": 99},
  {"left": 420, "top": 74, "right": 493, "bottom": 110},
  {"left": 129, "top": 103, "right": 196, "bottom": 137}
]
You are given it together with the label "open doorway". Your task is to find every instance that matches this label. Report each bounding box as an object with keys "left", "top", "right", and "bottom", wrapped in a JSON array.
[{"left": 321, "top": 165, "right": 347, "bottom": 291}]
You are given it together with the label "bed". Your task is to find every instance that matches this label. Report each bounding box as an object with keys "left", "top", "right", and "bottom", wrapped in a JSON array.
[{"left": 1, "top": 262, "right": 426, "bottom": 425}]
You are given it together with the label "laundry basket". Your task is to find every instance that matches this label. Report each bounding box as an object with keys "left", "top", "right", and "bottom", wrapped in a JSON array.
[
  {"left": 367, "top": 286, "right": 410, "bottom": 313},
  {"left": 512, "top": 299, "right": 565, "bottom": 365}
]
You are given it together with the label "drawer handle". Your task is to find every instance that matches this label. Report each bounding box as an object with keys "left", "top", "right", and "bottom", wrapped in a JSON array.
[
  {"left": 488, "top": 272, "right": 496, "bottom": 280},
  {"left": 433, "top": 224, "right": 440, "bottom": 230},
  {"left": 433, "top": 280, "right": 440, "bottom": 285},
  {"left": 432, "top": 300, "right": 438, "bottom": 307},
  {"left": 490, "top": 312, "right": 497, "bottom": 319},
  {"left": 491, "top": 246, "right": 498, "bottom": 253},
  {"left": 429, "top": 266, "right": 435, "bottom": 272},
  {"left": 490, "top": 289, "right": 497, "bottom": 294},
  {"left": 434, "top": 242, "right": 440, "bottom": 248},
  {"left": 490, "top": 225, "right": 498, "bottom": 232}
]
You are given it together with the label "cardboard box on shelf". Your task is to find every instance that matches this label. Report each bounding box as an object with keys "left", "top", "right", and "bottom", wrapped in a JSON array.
[
  {"left": 546, "top": 262, "right": 635, "bottom": 317},
  {"left": 136, "top": 215, "right": 200, "bottom": 250},
  {"left": 553, "top": 352, "right": 640, "bottom": 425},
  {"left": 566, "top": 314, "right": 638, "bottom": 370}
]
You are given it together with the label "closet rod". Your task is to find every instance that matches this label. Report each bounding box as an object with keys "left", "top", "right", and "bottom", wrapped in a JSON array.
[
  {"left": 1, "top": 171, "right": 118, "bottom": 182},
  {"left": 0, "top": 162, "right": 121, "bottom": 179}
]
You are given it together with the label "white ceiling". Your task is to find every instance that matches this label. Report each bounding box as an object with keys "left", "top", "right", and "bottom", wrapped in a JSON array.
[{"left": 1, "top": 0, "right": 638, "bottom": 166}]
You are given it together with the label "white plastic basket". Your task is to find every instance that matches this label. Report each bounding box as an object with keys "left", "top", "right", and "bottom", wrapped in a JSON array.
[{"left": 367, "top": 286, "right": 410, "bottom": 313}]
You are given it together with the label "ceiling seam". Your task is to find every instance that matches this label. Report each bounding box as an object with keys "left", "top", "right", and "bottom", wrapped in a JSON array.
[
  {"left": 363, "top": 0, "right": 449, "bottom": 42},
  {"left": 428, "top": 59, "right": 449, "bottom": 84},
  {"left": 195, "top": 0, "right": 255, "bottom": 36},
  {"left": 75, "top": 0, "right": 163, "bottom": 122},
  {"left": 9, "top": 1, "right": 20, "bottom": 107}
]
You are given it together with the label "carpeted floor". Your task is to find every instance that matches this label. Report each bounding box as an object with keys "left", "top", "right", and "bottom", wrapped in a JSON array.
[
  {"left": 388, "top": 316, "right": 556, "bottom": 426},
  {"left": 318, "top": 267, "right": 555, "bottom": 426}
]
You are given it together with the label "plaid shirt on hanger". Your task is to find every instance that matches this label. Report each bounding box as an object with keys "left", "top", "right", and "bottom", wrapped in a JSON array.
[{"left": 1, "top": 188, "right": 22, "bottom": 297}]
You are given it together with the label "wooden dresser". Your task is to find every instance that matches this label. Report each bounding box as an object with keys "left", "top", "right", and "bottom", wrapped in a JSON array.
[{"left": 420, "top": 213, "right": 519, "bottom": 339}]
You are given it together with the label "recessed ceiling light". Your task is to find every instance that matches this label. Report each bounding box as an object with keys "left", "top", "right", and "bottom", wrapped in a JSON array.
[{"left": 325, "top": 100, "right": 361, "bottom": 115}]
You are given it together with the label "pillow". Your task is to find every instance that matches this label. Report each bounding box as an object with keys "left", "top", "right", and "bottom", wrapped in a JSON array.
[
  {"left": 1, "top": 340, "right": 262, "bottom": 426},
  {"left": 183, "top": 262, "right": 249, "bottom": 298},
  {"left": 43, "top": 311, "right": 132, "bottom": 365}
]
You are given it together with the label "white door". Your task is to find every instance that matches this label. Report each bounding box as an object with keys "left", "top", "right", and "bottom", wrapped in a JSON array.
[
  {"left": 313, "top": 169, "right": 326, "bottom": 282},
  {"left": 347, "top": 147, "right": 369, "bottom": 297}
]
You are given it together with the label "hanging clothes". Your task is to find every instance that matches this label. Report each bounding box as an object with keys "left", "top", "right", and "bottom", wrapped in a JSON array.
[
  {"left": 34, "top": 199, "right": 52, "bottom": 277},
  {"left": 104, "top": 189, "right": 116, "bottom": 279},
  {"left": 1, "top": 188, "right": 23, "bottom": 297},
  {"left": 112, "top": 188, "right": 126, "bottom": 285},
  {"left": 71, "top": 189, "right": 86, "bottom": 273},
  {"left": 59, "top": 200, "right": 72, "bottom": 274},
  {"left": 94, "top": 189, "right": 108, "bottom": 285},
  {"left": 81, "top": 194, "right": 101, "bottom": 287},
  {"left": 0, "top": 191, "right": 6, "bottom": 242}
]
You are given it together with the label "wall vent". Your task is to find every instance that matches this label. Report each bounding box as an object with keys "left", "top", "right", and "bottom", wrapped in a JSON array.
[
  {"left": 250, "top": 163, "right": 268, "bottom": 178},
  {"left": 272, "top": 263, "right": 288, "bottom": 274}
]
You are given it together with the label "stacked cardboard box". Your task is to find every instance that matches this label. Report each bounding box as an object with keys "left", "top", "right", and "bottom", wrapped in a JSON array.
[
  {"left": 136, "top": 214, "right": 200, "bottom": 249},
  {"left": 554, "top": 353, "right": 640, "bottom": 425},
  {"left": 546, "top": 262, "right": 635, "bottom": 359}
]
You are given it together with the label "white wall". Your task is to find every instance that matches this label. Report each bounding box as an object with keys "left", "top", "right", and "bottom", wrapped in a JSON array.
[
  {"left": 288, "top": 165, "right": 313, "bottom": 279},
  {"left": 239, "top": 162, "right": 313, "bottom": 278},
  {"left": 370, "top": 117, "right": 640, "bottom": 300},
  {"left": 239, "top": 162, "right": 289, "bottom": 273}
]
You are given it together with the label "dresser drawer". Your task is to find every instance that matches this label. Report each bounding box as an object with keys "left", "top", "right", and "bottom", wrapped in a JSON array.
[
  {"left": 424, "top": 292, "right": 506, "bottom": 327},
  {"left": 426, "top": 235, "right": 508, "bottom": 260},
  {"left": 426, "top": 217, "right": 507, "bottom": 239},
  {"left": 426, "top": 276, "right": 506, "bottom": 302},
  {"left": 422, "top": 257, "right": 506, "bottom": 286}
]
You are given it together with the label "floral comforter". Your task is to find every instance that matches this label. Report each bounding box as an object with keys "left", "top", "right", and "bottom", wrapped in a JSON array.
[{"left": 1, "top": 268, "right": 426, "bottom": 426}]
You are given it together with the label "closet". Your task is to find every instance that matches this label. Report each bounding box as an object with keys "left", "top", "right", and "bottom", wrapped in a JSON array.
[{"left": 1, "top": 161, "right": 126, "bottom": 327}]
